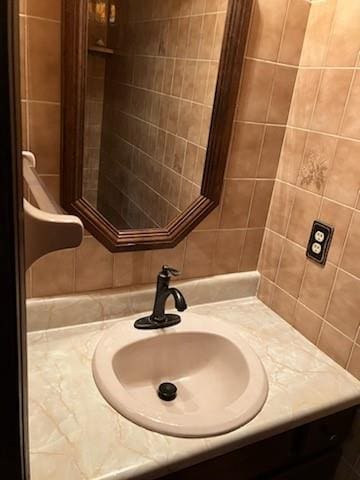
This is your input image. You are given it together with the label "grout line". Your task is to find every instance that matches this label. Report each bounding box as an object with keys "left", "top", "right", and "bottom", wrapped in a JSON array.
[
  {"left": 216, "top": 186, "right": 225, "bottom": 231},
  {"left": 245, "top": 124, "right": 268, "bottom": 230},
  {"left": 272, "top": 182, "right": 297, "bottom": 286},
  {"left": 243, "top": 59, "right": 295, "bottom": 72},
  {"left": 225, "top": 177, "right": 276, "bottom": 182},
  {"left": 307, "top": 70, "right": 323, "bottom": 131},
  {"left": 245, "top": 55, "right": 360, "bottom": 71},
  {"left": 24, "top": 99, "right": 61, "bottom": 106},
  {"left": 347, "top": 329, "right": 359, "bottom": 371},
  {"left": 180, "top": 140, "right": 188, "bottom": 180},
  {"left": 298, "top": 64, "right": 360, "bottom": 71},
  {"left": 338, "top": 67, "right": 357, "bottom": 135},
  {"left": 195, "top": 11, "right": 206, "bottom": 63},
  {"left": 343, "top": 190, "right": 360, "bottom": 368},
  {"left": 111, "top": 253, "right": 116, "bottom": 288},
  {"left": 176, "top": 59, "right": 186, "bottom": 101},
  {"left": 254, "top": 126, "right": 267, "bottom": 179},
  {"left": 19, "top": 13, "right": 61, "bottom": 24},
  {"left": 275, "top": 178, "right": 360, "bottom": 215},
  {"left": 37, "top": 174, "right": 60, "bottom": 178},
  {"left": 315, "top": 265, "right": 337, "bottom": 345},
  {"left": 296, "top": 259, "right": 309, "bottom": 315},
  {"left": 197, "top": 226, "right": 264, "bottom": 234},
  {"left": 238, "top": 120, "right": 360, "bottom": 144},
  {"left": 168, "top": 59, "right": 177, "bottom": 99},
  {"left": 244, "top": 179, "right": 257, "bottom": 230},
  {"left": 276, "top": 0, "right": 291, "bottom": 64},
  {"left": 127, "top": 11, "right": 228, "bottom": 25},
  {"left": 234, "top": 19, "right": 250, "bottom": 122},
  {"left": 236, "top": 230, "right": 245, "bottom": 272},
  {"left": 199, "top": 18, "right": 219, "bottom": 108},
  {"left": 180, "top": 11, "right": 193, "bottom": 98},
  {"left": 180, "top": 236, "right": 188, "bottom": 273},
  {"left": 256, "top": 233, "right": 266, "bottom": 285},
  {"left": 244, "top": 0, "right": 256, "bottom": 58},
  {"left": 264, "top": 63, "right": 277, "bottom": 126},
  {"left": 203, "top": 56, "right": 213, "bottom": 110},
  {"left": 272, "top": 236, "right": 285, "bottom": 288},
  {"left": 260, "top": 182, "right": 280, "bottom": 276},
  {"left": 320, "top": 0, "right": 339, "bottom": 68},
  {"left": 236, "top": 120, "right": 287, "bottom": 128},
  {"left": 292, "top": 129, "right": 308, "bottom": 187},
  {"left": 21, "top": 0, "right": 27, "bottom": 16},
  {"left": 291, "top": 127, "right": 310, "bottom": 196}
]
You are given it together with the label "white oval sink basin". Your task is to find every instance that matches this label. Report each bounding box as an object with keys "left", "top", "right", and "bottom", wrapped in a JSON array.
[{"left": 93, "top": 313, "right": 268, "bottom": 437}]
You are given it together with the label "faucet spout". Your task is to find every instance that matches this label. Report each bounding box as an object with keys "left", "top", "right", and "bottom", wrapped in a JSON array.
[
  {"left": 134, "top": 266, "right": 188, "bottom": 330},
  {"left": 169, "top": 288, "right": 187, "bottom": 312}
]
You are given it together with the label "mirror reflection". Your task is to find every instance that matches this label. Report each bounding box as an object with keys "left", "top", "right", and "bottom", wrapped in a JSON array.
[{"left": 83, "top": 0, "right": 229, "bottom": 229}]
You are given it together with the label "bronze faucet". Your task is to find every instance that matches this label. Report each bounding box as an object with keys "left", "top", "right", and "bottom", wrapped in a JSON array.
[{"left": 134, "top": 266, "right": 187, "bottom": 330}]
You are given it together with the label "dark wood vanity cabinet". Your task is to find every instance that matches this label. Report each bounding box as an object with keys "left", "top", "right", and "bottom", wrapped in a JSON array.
[{"left": 159, "top": 407, "right": 357, "bottom": 480}]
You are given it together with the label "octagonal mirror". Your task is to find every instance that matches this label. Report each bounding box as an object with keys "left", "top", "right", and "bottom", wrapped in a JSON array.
[{"left": 61, "top": 0, "right": 251, "bottom": 251}]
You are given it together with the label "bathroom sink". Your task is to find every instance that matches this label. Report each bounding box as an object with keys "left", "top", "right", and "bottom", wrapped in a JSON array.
[{"left": 93, "top": 313, "right": 268, "bottom": 437}]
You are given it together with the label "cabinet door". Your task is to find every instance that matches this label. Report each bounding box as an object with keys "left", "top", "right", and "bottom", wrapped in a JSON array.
[{"left": 268, "top": 449, "right": 341, "bottom": 480}]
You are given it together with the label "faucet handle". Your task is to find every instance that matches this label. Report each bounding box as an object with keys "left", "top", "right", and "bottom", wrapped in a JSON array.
[{"left": 161, "top": 265, "right": 181, "bottom": 277}]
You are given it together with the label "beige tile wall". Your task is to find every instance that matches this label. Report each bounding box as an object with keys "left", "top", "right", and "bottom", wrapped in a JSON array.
[
  {"left": 22, "top": 0, "right": 310, "bottom": 298},
  {"left": 258, "top": 0, "right": 360, "bottom": 379},
  {"left": 98, "top": 0, "right": 227, "bottom": 228},
  {"left": 258, "top": 1, "right": 360, "bottom": 476},
  {"left": 20, "top": 0, "right": 61, "bottom": 201}
]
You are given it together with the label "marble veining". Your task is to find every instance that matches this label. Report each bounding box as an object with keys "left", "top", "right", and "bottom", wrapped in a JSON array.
[{"left": 28, "top": 297, "right": 360, "bottom": 480}]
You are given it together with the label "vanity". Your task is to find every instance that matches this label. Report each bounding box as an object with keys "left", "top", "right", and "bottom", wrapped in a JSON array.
[{"left": 27, "top": 273, "right": 360, "bottom": 480}]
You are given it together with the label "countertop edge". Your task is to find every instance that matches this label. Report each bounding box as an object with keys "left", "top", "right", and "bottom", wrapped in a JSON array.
[{"left": 102, "top": 395, "right": 360, "bottom": 480}]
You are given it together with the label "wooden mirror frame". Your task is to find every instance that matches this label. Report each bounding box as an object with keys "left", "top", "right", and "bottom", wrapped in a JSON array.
[{"left": 61, "top": 0, "right": 252, "bottom": 252}]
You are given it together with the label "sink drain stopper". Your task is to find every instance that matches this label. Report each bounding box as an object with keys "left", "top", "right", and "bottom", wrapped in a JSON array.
[{"left": 158, "top": 382, "right": 177, "bottom": 401}]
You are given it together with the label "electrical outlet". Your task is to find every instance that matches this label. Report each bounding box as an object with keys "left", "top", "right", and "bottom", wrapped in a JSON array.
[
  {"left": 311, "top": 242, "right": 322, "bottom": 255},
  {"left": 306, "top": 221, "right": 334, "bottom": 265},
  {"left": 314, "top": 231, "right": 325, "bottom": 242}
]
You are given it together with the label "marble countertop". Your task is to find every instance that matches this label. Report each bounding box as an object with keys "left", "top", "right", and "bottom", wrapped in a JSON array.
[{"left": 28, "top": 297, "right": 360, "bottom": 480}]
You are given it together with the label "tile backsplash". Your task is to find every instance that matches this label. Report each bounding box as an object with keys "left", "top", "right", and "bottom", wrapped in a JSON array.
[
  {"left": 258, "top": 0, "right": 360, "bottom": 380},
  {"left": 22, "top": 0, "right": 310, "bottom": 297}
]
